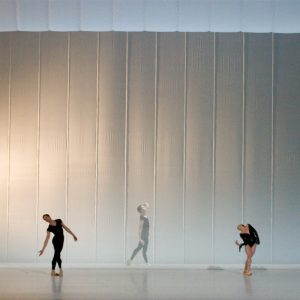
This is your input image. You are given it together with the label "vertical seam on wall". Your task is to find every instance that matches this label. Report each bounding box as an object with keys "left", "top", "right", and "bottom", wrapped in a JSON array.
[
  {"left": 15, "top": 1, "right": 20, "bottom": 30},
  {"left": 65, "top": 32, "right": 71, "bottom": 261},
  {"left": 79, "top": 0, "right": 82, "bottom": 31},
  {"left": 270, "top": 0, "right": 276, "bottom": 263},
  {"left": 241, "top": 32, "right": 246, "bottom": 223},
  {"left": 209, "top": 1, "right": 212, "bottom": 32},
  {"left": 6, "top": 33, "right": 12, "bottom": 262},
  {"left": 47, "top": 0, "right": 50, "bottom": 30},
  {"left": 153, "top": 32, "right": 158, "bottom": 264},
  {"left": 112, "top": 0, "right": 115, "bottom": 30},
  {"left": 212, "top": 32, "right": 216, "bottom": 264},
  {"left": 36, "top": 32, "right": 41, "bottom": 262},
  {"left": 142, "top": 0, "right": 146, "bottom": 31},
  {"left": 95, "top": 32, "right": 100, "bottom": 262},
  {"left": 270, "top": 32, "right": 275, "bottom": 264},
  {"left": 182, "top": 32, "right": 187, "bottom": 263},
  {"left": 124, "top": 32, "right": 129, "bottom": 263},
  {"left": 240, "top": 0, "right": 244, "bottom": 32},
  {"left": 176, "top": 0, "right": 180, "bottom": 32}
]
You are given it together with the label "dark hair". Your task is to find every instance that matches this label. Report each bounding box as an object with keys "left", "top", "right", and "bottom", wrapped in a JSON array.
[
  {"left": 42, "top": 214, "right": 50, "bottom": 218},
  {"left": 137, "top": 205, "right": 143, "bottom": 213}
]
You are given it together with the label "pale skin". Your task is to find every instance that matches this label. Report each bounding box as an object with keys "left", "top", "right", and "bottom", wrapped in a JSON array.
[
  {"left": 39, "top": 215, "right": 77, "bottom": 276},
  {"left": 235, "top": 224, "right": 256, "bottom": 276}
]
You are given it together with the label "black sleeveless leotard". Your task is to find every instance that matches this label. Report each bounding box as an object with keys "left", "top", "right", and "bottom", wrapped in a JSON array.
[{"left": 239, "top": 224, "right": 260, "bottom": 251}]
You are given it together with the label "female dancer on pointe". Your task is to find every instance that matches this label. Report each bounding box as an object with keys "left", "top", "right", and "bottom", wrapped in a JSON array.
[
  {"left": 39, "top": 214, "right": 78, "bottom": 276},
  {"left": 127, "top": 203, "right": 150, "bottom": 266},
  {"left": 235, "top": 223, "right": 260, "bottom": 276}
]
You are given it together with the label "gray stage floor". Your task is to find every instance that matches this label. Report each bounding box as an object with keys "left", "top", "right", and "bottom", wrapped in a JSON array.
[{"left": 0, "top": 267, "right": 299, "bottom": 300}]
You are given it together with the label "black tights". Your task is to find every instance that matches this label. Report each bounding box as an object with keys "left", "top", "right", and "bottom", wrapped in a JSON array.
[
  {"left": 130, "top": 239, "right": 148, "bottom": 263},
  {"left": 52, "top": 237, "right": 64, "bottom": 270}
]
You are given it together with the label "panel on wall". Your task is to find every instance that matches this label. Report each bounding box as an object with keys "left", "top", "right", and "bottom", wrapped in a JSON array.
[
  {"left": 214, "top": 33, "right": 243, "bottom": 263},
  {"left": 185, "top": 33, "right": 214, "bottom": 264},
  {"left": 155, "top": 32, "right": 185, "bottom": 263},
  {"left": 38, "top": 32, "right": 69, "bottom": 263},
  {"left": 126, "top": 32, "right": 156, "bottom": 264},
  {"left": 97, "top": 32, "right": 127, "bottom": 263},
  {"left": 8, "top": 32, "right": 39, "bottom": 262},
  {"left": 273, "top": 34, "right": 300, "bottom": 263},
  {"left": 67, "top": 32, "right": 98, "bottom": 263},
  {"left": 0, "top": 33, "right": 10, "bottom": 261},
  {"left": 244, "top": 33, "right": 272, "bottom": 263}
]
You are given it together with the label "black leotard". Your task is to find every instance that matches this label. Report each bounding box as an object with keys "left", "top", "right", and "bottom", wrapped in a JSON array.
[
  {"left": 47, "top": 219, "right": 64, "bottom": 270},
  {"left": 239, "top": 224, "right": 260, "bottom": 251},
  {"left": 47, "top": 219, "right": 64, "bottom": 237}
]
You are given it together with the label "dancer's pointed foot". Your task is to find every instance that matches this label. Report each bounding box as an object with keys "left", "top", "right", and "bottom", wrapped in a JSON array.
[
  {"left": 243, "top": 271, "right": 252, "bottom": 276},
  {"left": 51, "top": 270, "right": 56, "bottom": 276}
]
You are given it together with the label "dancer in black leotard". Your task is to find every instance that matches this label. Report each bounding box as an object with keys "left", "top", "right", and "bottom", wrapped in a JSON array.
[
  {"left": 39, "top": 214, "right": 78, "bottom": 276},
  {"left": 235, "top": 224, "right": 260, "bottom": 276},
  {"left": 127, "top": 203, "right": 150, "bottom": 266}
]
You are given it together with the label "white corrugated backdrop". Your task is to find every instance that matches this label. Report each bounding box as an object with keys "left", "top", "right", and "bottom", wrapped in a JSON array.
[{"left": 0, "top": 32, "right": 299, "bottom": 265}]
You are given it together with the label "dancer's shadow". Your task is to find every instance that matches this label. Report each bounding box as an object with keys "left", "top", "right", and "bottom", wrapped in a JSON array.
[
  {"left": 243, "top": 275, "right": 253, "bottom": 296},
  {"left": 130, "top": 270, "right": 149, "bottom": 298}
]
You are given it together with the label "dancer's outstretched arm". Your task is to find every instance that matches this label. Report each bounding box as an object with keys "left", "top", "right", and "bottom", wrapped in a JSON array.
[
  {"left": 62, "top": 222, "right": 78, "bottom": 241},
  {"left": 39, "top": 231, "right": 50, "bottom": 256}
]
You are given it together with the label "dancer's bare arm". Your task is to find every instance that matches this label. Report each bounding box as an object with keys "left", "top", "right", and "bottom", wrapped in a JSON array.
[
  {"left": 39, "top": 231, "right": 50, "bottom": 256},
  {"left": 62, "top": 222, "right": 78, "bottom": 241}
]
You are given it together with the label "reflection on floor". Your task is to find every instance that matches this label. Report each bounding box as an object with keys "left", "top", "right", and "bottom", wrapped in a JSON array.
[{"left": 0, "top": 267, "right": 299, "bottom": 300}]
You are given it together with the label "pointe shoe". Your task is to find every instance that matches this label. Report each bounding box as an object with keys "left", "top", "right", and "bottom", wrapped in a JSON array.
[
  {"left": 243, "top": 271, "right": 252, "bottom": 276},
  {"left": 59, "top": 269, "right": 63, "bottom": 277},
  {"left": 51, "top": 270, "right": 56, "bottom": 277}
]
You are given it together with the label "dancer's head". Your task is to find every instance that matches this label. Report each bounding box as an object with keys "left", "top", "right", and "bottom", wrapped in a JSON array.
[
  {"left": 237, "top": 224, "right": 246, "bottom": 232},
  {"left": 137, "top": 202, "right": 149, "bottom": 215},
  {"left": 42, "top": 214, "right": 51, "bottom": 222}
]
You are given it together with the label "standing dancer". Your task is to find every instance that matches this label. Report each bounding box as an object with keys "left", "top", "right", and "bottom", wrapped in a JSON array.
[
  {"left": 39, "top": 214, "right": 78, "bottom": 276},
  {"left": 235, "top": 224, "right": 260, "bottom": 276},
  {"left": 127, "top": 203, "right": 150, "bottom": 266}
]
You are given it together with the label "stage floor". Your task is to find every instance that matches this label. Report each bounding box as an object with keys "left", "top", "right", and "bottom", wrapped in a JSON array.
[{"left": 0, "top": 267, "right": 299, "bottom": 300}]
